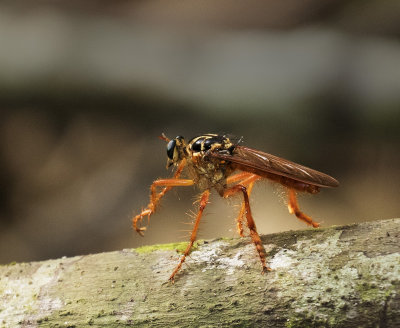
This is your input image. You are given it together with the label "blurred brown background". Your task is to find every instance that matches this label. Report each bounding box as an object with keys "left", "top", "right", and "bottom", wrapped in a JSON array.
[{"left": 1, "top": 0, "right": 399, "bottom": 264}]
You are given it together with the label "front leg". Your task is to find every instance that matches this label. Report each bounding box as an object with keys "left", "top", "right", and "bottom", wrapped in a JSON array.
[
  {"left": 132, "top": 177, "right": 194, "bottom": 236},
  {"left": 169, "top": 189, "right": 210, "bottom": 282}
]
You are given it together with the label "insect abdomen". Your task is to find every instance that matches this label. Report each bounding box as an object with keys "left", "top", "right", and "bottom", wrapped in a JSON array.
[
  {"left": 266, "top": 172, "right": 320, "bottom": 193},
  {"left": 233, "top": 164, "right": 320, "bottom": 194}
]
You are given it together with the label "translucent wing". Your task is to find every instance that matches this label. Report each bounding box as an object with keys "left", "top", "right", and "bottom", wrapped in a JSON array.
[{"left": 211, "top": 146, "right": 339, "bottom": 188}]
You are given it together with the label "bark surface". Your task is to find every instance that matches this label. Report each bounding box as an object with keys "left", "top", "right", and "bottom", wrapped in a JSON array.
[{"left": 0, "top": 218, "right": 399, "bottom": 327}]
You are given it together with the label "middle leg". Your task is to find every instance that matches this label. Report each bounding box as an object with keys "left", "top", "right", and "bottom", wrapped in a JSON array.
[
  {"left": 224, "top": 184, "right": 270, "bottom": 274},
  {"left": 232, "top": 174, "right": 261, "bottom": 237}
]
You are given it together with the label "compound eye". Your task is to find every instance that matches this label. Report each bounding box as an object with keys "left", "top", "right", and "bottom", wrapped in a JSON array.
[
  {"left": 192, "top": 138, "right": 203, "bottom": 152},
  {"left": 203, "top": 138, "right": 216, "bottom": 151},
  {"left": 166, "top": 140, "right": 176, "bottom": 159}
]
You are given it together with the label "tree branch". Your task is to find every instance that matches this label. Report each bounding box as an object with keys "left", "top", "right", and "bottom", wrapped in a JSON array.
[{"left": 1, "top": 219, "right": 399, "bottom": 327}]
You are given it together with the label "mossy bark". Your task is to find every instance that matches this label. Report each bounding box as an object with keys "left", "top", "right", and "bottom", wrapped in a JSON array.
[{"left": 0, "top": 219, "right": 399, "bottom": 327}]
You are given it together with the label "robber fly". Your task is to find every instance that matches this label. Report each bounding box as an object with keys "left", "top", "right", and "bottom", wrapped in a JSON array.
[{"left": 132, "top": 134, "right": 339, "bottom": 282}]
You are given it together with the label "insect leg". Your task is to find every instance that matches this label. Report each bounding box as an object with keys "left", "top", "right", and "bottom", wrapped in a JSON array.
[
  {"left": 224, "top": 184, "right": 270, "bottom": 274},
  {"left": 235, "top": 179, "right": 257, "bottom": 237},
  {"left": 133, "top": 160, "right": 189, "bottom": 236},
  {"left": 150, "top": 158, "right": 187, "bottom": 205},
  {"left": 232, "top": 174, "right": 261, "bottom": 237},
  {"left": 226, "top": 171, "right": 254, "bottom": 185},
  {"left": 287, "top": 188, "right": 320, "bottom": 228},
  {"left": 169, "top": 189, "right": 210, "bottom": 283},
  {"left": 132, "top": 178, "right": 194, "bottom": 236}
]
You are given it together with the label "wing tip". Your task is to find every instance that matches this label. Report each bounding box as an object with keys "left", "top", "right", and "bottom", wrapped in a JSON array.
[{"left": 325, "top": 177, "right": 340, "bottom": 188}]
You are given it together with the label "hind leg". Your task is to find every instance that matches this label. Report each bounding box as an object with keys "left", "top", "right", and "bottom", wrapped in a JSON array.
[{"left": 287, "top": 188, "right": 320, "bottom": 228}]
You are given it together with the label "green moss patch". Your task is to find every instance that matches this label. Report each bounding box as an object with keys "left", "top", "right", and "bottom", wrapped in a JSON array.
[{"left": 134, "top": 241, "right": 202, "bottom": 254}]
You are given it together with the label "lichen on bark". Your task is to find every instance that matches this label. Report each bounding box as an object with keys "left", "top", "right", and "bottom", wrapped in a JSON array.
[{"left": 0, "top": 218, "right": 399, "bottom": 327}]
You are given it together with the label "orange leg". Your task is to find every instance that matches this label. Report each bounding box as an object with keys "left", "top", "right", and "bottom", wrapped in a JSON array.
[
  {"left": 132, "top": 178, "right": 194, "bottom": 235},
  {"left": 132, "top": 160, "right": 193, "bottom": 236},
  {"left": 287, "top": 188, "right": 320, "bottom": 228},
  {"left": 235, "top": 179, "right": 257, "bottom": 237},
  {"left": 224, "top": 184, "right": 270, "bottom": 274},
  {"left": 231, "top": 174, "right": 260, "bottom": 237},
  {"left": 169, "top": 189, "right": 210, "bottom": 282},
  {"left": 151, "top": 158, "right": 187, "bottom": 204},
  {"left": 226, "top": 171, "right": 254, "bottom": 185}
]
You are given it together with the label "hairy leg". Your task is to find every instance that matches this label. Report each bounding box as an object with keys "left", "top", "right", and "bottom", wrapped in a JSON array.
[
  {"left": 224, "top": 184, "right": 270, "bottom": 274},
  {"left": 132, "top": 159, "right": 193, "bottom": 236},
  {"left": 287, "top": 188, "right": 320, "bottom": 228},
  {"left": 230, "top": 174, "right": 260, "bottom": 237},
  {"left": 226, "top": 171, "right": 254, "bottom": 185},
  {"left": 169, "top": 189, "right": 210, "bottom": 282},
  {"left": 152, "top": 158, "right": 187, "bottom": 204}
]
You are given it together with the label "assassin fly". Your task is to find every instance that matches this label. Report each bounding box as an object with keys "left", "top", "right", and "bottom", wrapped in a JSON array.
[{"left": 132, "top": 134, "right": 339, "bottom": 282}]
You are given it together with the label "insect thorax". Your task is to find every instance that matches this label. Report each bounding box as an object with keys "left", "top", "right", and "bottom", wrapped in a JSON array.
[{"left": 185, "top": 134, "right": 235, "bottom": 195}]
